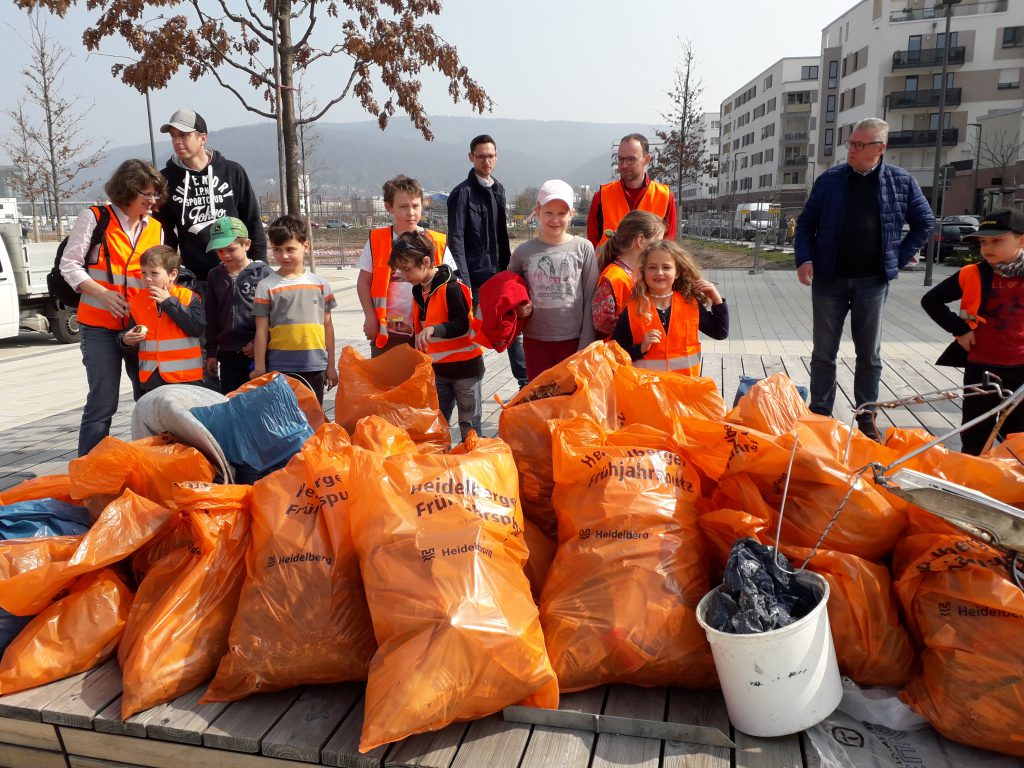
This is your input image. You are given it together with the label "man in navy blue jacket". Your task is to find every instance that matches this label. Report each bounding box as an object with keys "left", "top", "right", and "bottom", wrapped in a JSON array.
[
  {"left": 447, "top": 134, "right": 528, "bottom": 387},
  {"left": 795, "top": 117, "right": 934, "bottom": 439}
]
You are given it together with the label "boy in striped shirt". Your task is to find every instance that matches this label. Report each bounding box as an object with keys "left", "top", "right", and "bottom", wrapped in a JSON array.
[{"left": 251, "top": 214, "right": 338, "bottom": 403}]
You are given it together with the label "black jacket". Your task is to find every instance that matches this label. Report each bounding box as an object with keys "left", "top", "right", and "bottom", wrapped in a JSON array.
[
  {"left": 446, "top": 170, "right": 511, "bottom": 289},
  {"left": 921, "top": 261, "right": 993, "bottom": 368},
  {"left": 155, "top": 150, "right": 267, "bottom": 280},
  {"left": 204, "top": 259, "right": 274, "bottom": 357}
]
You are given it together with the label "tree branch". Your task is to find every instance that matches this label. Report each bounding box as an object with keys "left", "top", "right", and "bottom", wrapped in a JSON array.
[{"left": 206, "top": 65, "right": 276, "bottom": 119}]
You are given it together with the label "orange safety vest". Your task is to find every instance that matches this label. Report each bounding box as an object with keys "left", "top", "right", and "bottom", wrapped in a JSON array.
[
  {"left": 600, "top": 260, "right": 637, "bottom": 320},
  {"left": 626, "top": 293, "right": 702, "bottom": 375},
  {"left": 368, "top": 227, "right": 447, "bottom": 348},
  {"left": 130, "top": 285, "right": 203, "bottom": 385},
  {"left": 957, "top": 263, "right": 986, "bottom": 329},
  {"left": 413, "top": 275, "right": 484, "bottom": 365},
  {"left": 597, "top": 181, "right": 671, "bottom": 246},
  {"left": 77, "top": 208, "right": 162, "bottom": 331}
]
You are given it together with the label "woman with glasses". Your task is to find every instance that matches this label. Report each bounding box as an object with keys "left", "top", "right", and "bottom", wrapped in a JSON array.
[{"left": 59, "top": 159, "right": 166, "bottom": 455}]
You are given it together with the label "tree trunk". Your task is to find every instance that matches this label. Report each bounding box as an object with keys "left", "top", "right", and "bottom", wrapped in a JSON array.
[{"left": 276, "top": 3, "right": 300, "bottom": 216}]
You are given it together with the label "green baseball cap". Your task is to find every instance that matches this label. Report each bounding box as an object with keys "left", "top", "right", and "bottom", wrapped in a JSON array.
[{"left": 206, "top": 216, "right": 249, "bottom": 251}]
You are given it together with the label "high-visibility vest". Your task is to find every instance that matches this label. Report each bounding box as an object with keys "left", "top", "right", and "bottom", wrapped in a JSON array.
[
  {"left": 626, "top": 293, "right": 702, "bottom": 376},
  {"left": 368, "top": 227, "right": 447, "bottom": 348},
  {"left": 599, "top": 260, "right": 636, "bottom": 328},
  {"left": 130, "top": 284, "right": 202, "bottom": 384},
  {"left": 77, "top": 208, "right": 162, "bottom": 330},
  {"left": 413, "top": 275, "right": 484, "bottom": 364},
  {"left": 957, "top": 263, "right": 986, "bottom": 329},
  {"left": 597, "top": 181, "right": 671, "bottom": 246}
]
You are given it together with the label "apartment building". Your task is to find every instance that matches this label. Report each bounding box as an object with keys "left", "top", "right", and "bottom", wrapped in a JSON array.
[
  {"left": 814, "top": 0, "right": 1022, "bottom": 211},
  {"left": 678, "top": 112, "right": 721, "bottom": 208},
  {"left": 717, "top": 57, "right": 822, "bottom": 211}
]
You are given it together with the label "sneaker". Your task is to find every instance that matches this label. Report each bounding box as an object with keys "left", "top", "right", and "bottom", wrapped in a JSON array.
[{"left": 857, "top": 418, "right": 883, "bottom": 443}]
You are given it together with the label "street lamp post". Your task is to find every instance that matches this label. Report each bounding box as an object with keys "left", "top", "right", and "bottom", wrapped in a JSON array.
[
  {"left": 968, "top": 122, "right": 982, "bottom": 214},
  {"left": 923, "top": 0, "right": 961, "bottom": 287}
]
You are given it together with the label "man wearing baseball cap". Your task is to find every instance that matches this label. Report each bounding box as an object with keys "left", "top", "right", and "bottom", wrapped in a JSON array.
[
  {"left": 922, "top": 208, "right": 1024, "bottom": 454},
  {"left": 154, "top": 108, "right": 267, "bottom": 287}
]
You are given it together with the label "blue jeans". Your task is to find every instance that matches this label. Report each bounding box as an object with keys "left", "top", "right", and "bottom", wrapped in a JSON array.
[
  {"left": 79, "top": 323, "right": 142, "bottom": 456},
  {"left": 809, "top": 275, "right": 889, "bottom": 418},
  {"left": 507, "top": 334, "right": 528, "bottom": 388},
  {"left": 437, "top": 373, "right": 483, "bottom": 443}
]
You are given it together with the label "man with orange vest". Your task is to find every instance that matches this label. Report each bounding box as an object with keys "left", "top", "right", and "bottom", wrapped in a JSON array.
[
  {"left": 587, "top": 133, "right": 677, "bottom": 247},
  {"left": 389, "top": 230, "right": 484, "bottom": 442},
  {"left": 120, "top": 245, "right": 206, "bottom": 392},
  {"left": 922, "top": 208, "right": 1024, "bottom": 454},
  {"left": 356, "top": 175, "right": 460, "bottom": 357}
]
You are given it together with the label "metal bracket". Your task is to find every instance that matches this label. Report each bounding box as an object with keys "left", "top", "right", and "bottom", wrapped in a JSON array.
[{"left": 502, "top": 706, "right": 736, "bottom": 749}]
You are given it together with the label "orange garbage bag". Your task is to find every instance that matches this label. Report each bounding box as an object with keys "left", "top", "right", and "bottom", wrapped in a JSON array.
[
  {"left": 0, "top": 475, "right": 75, "bottom": 505},
  {"left": 0, "top": 568, "right": 131, "bottom": 694},
  {"left": 723, "top": 373, "right": 811, "bottom": 435},
  {"left": 699, "top": 499, "right": 915, "bottom": 687},
  {"left": 119, "top": 546, "right": 196, "bottom": 670},
  {"left": 613, "top": 363, "right": 727, "bottom": 431},
  {"left": 69, "top": 435, "right": 215, "bottom": 509},
  {"left": 204, "top": 424, "right": 376, "bottom": 702},
  {"left": 335, "top": 345, "right": 450, "bottom": 452},
  {"left": 522, "top": 519, "right": 556, "bottom": 602},
  {"left": 498, "top": 341, "right": 629, "bottom": 537},
  {"left": 119, "top": 482, "right": 250, "bottom": 719},
  {"left": 350, "top": 414, "right": 419, "bottom": 456},
  {"left": 894, "top": 531, "right": 1024, "bottom": 757},
  {"left": 0, "top": 490, "right": 173, "bottom": 616},
  {"left": 230, "top": 371, "right": 325, "bottom": 431},
  {"left": 541, "top": 417, "right": 716, "bottom": 691},
  {"left": 348, "top": 433, "right": 558, "bottom": 752}
]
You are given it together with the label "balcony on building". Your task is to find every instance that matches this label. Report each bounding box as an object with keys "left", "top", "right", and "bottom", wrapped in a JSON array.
[
  {"left": 887, "top": 128, "right": 960, "bottom": 148},
  {"left": 782, "top": 155, "right": 809, "bottom": 168},
  {"left": 892, "top": 46, "right": 966, "bottom": 69},
  {"left": 890, "top": 0, "right": 1007, "bottom": 23},
  {"left": 783, "top": 131, "right": 809, "bottom": 142},
  {"left": 887, "top": 87, "right": 962, "bottom": 109}
]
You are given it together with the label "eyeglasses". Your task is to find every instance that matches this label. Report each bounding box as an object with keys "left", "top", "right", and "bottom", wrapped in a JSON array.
[
  {"left": 472, "top": 153, "right": 496, "bottom": 161},
  {"left": 844, "top": 140, "right": 884, "bottom": 151},
  {"left": 137, "top": 192, "right": 161, "bottom": 200},
  {"left": 617, "top": 156, "right": 643, "bottom": 165}
]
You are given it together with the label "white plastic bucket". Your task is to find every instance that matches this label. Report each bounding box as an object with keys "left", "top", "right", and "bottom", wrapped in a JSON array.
[{"left": 695, "top": 569, "right": 842, "bottom": 737}]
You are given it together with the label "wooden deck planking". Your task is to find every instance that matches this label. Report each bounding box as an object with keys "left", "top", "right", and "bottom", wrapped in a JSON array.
[
  {"left": 203, "top": 688, "right": 304, "bottom": 754},
  {"left": 591, "top": 686, "right": 666, "bottom": 768},
  {"left": 260, "top": 683, "right": 361, "bottom": 763},
  {"left": 517, "top": 687, "right": 604, "bottom": 768}
]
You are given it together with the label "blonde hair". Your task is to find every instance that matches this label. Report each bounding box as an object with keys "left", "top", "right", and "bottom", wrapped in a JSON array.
[
  {"left": 630, "top": 240, "right": 704, "bottom": 313},
  {"left": 598, "top": 210, "right": 666, "bottom": 271}
]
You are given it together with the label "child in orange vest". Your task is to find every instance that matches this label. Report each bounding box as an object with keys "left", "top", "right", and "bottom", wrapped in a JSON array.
[
  {"left": 592, "top": 210, "right": 666, "bottom": 338},
  {"left": 389, "top": 230, "right": 484, "bottom": 442},
  {"left": 610, "top": 240, "right": 728, "bottom": 374},
  {"left": 922, "top": 209, "right": 1024, "bottom": 454},
  {"left": 356, "top": 175, "right": 462, "bottom": 357},
  {"left": 120, "top": 245, "right": 206, "bottom": 392}
]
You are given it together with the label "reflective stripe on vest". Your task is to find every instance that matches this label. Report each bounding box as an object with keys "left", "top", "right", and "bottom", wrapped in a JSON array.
[
  {"left": 129, "top": 284, "right": 202, "bottom": 384},
  {"left": 368, "top": 227, "right": 447, "bottom": 348},
  {"left": 957, "top": 263, "right": 986, "bottom": 328},
  {"left": 412, "top": 276, "right": 483, "bottom": 364},
  {"left": 626, "top": 293, "right": 702, "bottom": 376},
  {"left": 597, "top": 181, "right": 671, "bottom": 246},
  {"left": 77, "top": 209, "right": 162, "bottom": 331}
]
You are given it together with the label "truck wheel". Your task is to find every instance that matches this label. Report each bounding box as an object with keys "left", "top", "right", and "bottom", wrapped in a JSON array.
[{"left": 48, "top": 303, "right": 81, "bottom": 344}]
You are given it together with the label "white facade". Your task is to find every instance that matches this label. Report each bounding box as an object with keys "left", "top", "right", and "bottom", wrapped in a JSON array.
[
  {"left": 678, "top": 112, "right": 721, "bottom": 206},
  {"left": 815, "top": 0, "right": 1023, "bottom": 191},
  {"left": 717, "top": 57, "right": 822, "bottom": 208}
]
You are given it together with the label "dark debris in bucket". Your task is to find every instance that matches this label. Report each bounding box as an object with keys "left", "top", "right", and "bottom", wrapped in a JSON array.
[{"left": 707, "top": 538, "right": 819, "bottom": 634}]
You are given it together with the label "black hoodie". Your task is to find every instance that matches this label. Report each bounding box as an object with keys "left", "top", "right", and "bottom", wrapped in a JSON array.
[{"left": 155, "top": 150, "right": 268, "bottom": 280}]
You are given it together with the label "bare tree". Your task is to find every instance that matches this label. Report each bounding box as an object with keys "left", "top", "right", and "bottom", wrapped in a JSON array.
[
  {"left": 980, "top": 128, "right": 1023, "bottom": 208},
  {"left": 16, "top": 0, "right": 492, "bottom": 216},
  {"left": 9, "top": 11, "right": 106, "bottom": 238},
  {"left": 648, "top": 39, "right": 714, "bottom": 227},
  {"left": 1, "top": 101, "right": 49, "bottom": 242}
]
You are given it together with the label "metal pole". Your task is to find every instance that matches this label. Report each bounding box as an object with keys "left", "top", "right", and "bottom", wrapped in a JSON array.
[
  {"left": 923, "top": 0, "right": 958, "bottom": 287},
  {"left": 144, "top": 87, "right": 156, "bottom": 167},
  {"left": 272, "top": 3, "right": 286, "bottom": 215},
  {"left": 969, "top": 122, "right": 982, "bottom": 214}
]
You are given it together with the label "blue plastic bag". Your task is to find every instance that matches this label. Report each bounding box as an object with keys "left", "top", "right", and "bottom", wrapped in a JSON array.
[
  {"left": 0, "top": 498, "right": 92, "bottom": 651},
  {"left": 190, "top": 373, "right": 314, "bottom": 473}
]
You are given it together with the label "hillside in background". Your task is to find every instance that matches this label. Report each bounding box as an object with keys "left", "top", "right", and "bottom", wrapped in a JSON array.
[{"left": 87, "top": 115, "right": 666, "bottom": 199}]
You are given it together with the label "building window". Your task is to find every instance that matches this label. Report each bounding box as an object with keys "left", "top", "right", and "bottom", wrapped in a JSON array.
[
  {"left": 764, "top": 74, "right": 773, "bottom": 90},
  {"left": 935, "top": 31, "right": 958, "bottom": 49},
  {"left": 754, "top": 104, "right": 766, "bottom": 119},
  {"left": 761, "top": 123, "right": 776, "bottom": 140},
  {"left": 826, "top": 94, "right": 836, "bottom": 123},
  {"left": 765, "top": 148, "right": 774, "bottom": 162},
  {"left": 801, "top": 65, "right": 819, "bottom": 80},
  {"left": 998, "top": 68, "right": 1021, "bottom": 89},
  {"left": 827, "top": 60, "right": 838, "bottom": 89},
  {"left": 752, "top": 152, "right": 763, "bottom": 165},
  {"left": 767, "top": 97, "right": 777, "bottom": 112},
  {"left": 1002, "top": 27, "right": 1024, "bottom": 48},
  {"left": 824, "top": 128, "right": 834, "bottom": 148},
  {"left": 928, "top": 112, "right": 951, "bottom": 130}
]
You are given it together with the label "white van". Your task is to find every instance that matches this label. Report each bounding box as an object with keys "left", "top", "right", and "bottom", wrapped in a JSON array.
[{"left": 734, "top": 203, "right": 781, "bottom": 241}]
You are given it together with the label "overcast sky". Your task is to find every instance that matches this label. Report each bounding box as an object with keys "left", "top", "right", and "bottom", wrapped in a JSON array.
[{"left": 0, "top": 0, "right": 860, "bottom": 162}]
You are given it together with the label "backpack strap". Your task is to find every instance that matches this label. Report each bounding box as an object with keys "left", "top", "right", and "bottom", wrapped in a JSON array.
[{"left": 85, "top": 205, "right": 113, "bottom": 285}]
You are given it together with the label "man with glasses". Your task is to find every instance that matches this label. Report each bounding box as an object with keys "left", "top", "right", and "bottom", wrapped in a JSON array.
[
  {"left": 586, "top": 133, "right": 677, "bottom": 247},
  {"left": 447, "top": 134, "right": 528, "bottom": 387},
  {"left": 795, "top": 117, "right": 933, "bottom": 440}
]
